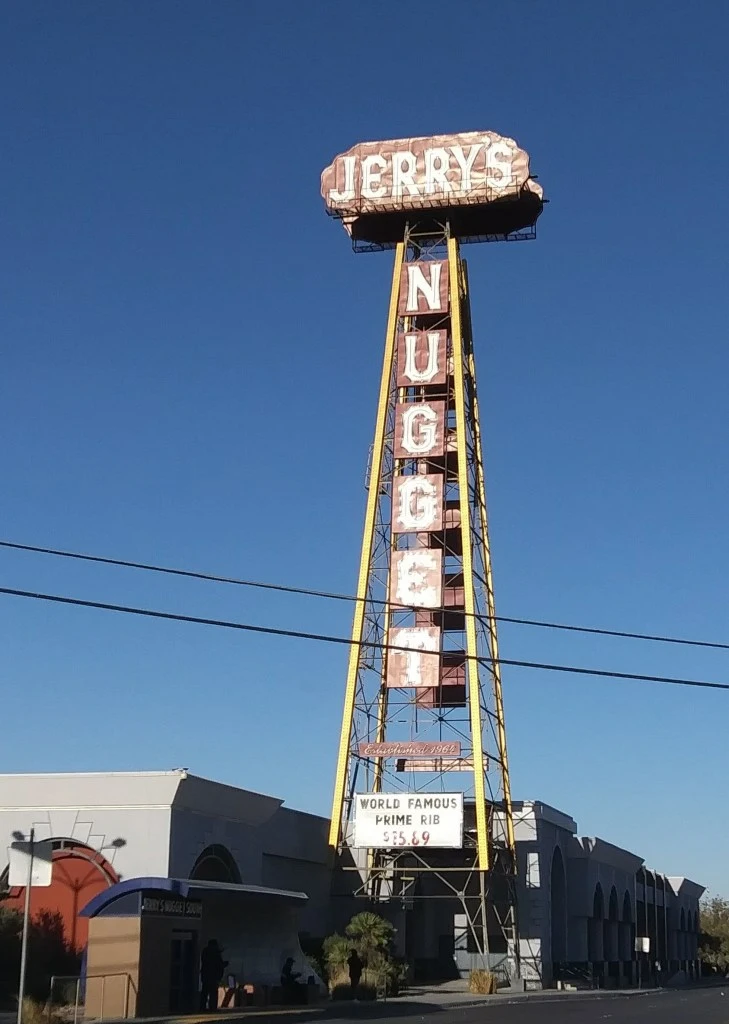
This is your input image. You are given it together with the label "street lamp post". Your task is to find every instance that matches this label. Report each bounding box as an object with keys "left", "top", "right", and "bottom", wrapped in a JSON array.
[
  {"left": 9, "top": 831, "right": 125, "bottom": 1023},
  {"left": 14, "top": 828, "right": 35, "bottom": 1024}
]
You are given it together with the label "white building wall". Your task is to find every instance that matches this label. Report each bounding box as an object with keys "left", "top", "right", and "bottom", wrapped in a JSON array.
[{"left": 0, "top": 772, "right": 178, "bottom": 880}]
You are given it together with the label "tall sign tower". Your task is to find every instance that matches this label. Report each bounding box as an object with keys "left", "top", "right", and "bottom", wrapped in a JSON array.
[{"left": 322, "top": 132, "right": 544, "bottom": 978}]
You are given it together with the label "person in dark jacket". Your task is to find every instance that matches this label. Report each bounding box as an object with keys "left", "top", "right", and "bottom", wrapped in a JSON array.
[
  {"left": 280, "top": 957, "right": 302, "bottom": 1002},
  {"left": 200, "top": 939, "right": 227, "bottom": 1011},
  {"left": 347, "top": 950, "right": 363, "bottom": 998}
]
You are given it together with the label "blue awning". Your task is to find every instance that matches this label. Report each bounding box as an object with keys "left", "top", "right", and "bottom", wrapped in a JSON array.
[{"left": 80, "top": 876, "right": 308, "bottom": 918}]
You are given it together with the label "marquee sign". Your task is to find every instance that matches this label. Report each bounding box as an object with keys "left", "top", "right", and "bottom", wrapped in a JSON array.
[
  {"left": 353, "top": 793, "right": 464, "bottom": 849},
  {"left": 321, "top": 131, "right": 543, "bottom": 219},
  {"left": 141, "top": 896, "right": 202, "bottom": 919}
]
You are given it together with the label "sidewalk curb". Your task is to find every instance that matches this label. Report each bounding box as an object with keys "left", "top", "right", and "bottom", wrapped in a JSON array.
[{"left": 402, "top": 987, "right": 662, "bottom": 1010}]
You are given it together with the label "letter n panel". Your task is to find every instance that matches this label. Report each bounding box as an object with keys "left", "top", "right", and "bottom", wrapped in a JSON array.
[{"left": 398, "top": 260, "right": 449, "bottom": 315}]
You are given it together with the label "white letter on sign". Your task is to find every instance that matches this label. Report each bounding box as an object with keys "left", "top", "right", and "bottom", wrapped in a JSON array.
[
  {"left": 387, "top": 627, "right": 441, "bottom": 688},
  {"left": 404, "top": 333, "right": 439, "bottom": 383},
  {"left": 424, "top": 148, "right": 453, "bottom": 195},
  {"left": 405, "top": 263, "right": 442, "bottom": 312},
  {"left": 393, "top": 474, "right": 443, "bottom": 533},
  {"left": 397, "top": 331, "right": 446, "bottom": 387},
  {"left": 451, "top": 144, "right": 482, "bottom": 193},
  {"left": 392, "top": 151, "right": 419, "bottom": 198},
  {"left": 390, "top": 549, "right": 442, "bottom": 608},
  {"left": 394, "top": 400, "right": 444, "bottom": 458},
  {"left": 401, "top": 405, "right": 436, "bottom": 455},
  {"left": 362, "top": 154, "right": 387, "bottom": 199},
  {"left": 486, "top": 142, "right": 514, "bottom": 191},
  {"left": 329, "top": 155, "right": 356, "bottom": 202}
]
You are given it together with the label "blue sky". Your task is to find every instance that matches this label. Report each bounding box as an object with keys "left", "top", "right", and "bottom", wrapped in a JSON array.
[{"left": 2, "top": 1, "right": 728, "bottom": 894}]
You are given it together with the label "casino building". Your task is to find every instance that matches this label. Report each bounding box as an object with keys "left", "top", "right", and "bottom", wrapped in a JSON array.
[{"left": 0, "top": 769, "right": 702, "bottom": 1007}]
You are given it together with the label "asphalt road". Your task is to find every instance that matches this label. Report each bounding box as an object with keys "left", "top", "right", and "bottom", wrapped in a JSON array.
[
  {"left": 323, "top": 987, "right": 729, "bottom": 1023},
  {"left": 3, "top": 989, "right": 728, "bottom": 1024}
]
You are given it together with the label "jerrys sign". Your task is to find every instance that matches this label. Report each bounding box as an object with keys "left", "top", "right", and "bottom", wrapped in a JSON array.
[{"left": 321, "top": 131, "right": 542, "bottom": 217}]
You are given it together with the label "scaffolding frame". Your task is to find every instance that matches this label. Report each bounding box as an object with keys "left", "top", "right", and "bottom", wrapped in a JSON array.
[{"left": 329, "top": 218, "right": 523, "bottom": 975}]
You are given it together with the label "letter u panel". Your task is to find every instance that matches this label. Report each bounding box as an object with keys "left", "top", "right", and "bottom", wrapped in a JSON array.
[{"left": 396, "top": 330, "right": 448, "bottom": 387}]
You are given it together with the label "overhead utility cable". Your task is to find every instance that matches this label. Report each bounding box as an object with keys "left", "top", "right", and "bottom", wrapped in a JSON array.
[
  {"left": 0, "top": 538, "right": 726, "bottom": 654},
  {"left": 0, "top": 583, "right": 728, "bottom": 694}
]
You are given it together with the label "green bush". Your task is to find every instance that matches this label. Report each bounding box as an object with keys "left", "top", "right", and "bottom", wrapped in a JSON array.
[
  {"left": 0, "top": 907, "right": 80, "bottom": 1008},
  {"left": 322, "top": 933, "right": 351, "bottom": 980},
  {"left": 322, "top": 912, "right": 407, "bottom": 1000},
  {"left": 345, "top": 912, "right": 395, "bottom": 965}
]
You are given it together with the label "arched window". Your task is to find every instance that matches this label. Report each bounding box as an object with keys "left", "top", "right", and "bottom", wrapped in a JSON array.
[
  {"left": 0, "top": 838, "right": 119, "bottom": 951},
  {"left": 608, "top": 887, "right": 619, "bottom": 921},
  {"left": 190, "top": 844, "right": 241, "bottom": 884},
  {"left": 550, "top": 847, "right": 567, "bottom": 964}
]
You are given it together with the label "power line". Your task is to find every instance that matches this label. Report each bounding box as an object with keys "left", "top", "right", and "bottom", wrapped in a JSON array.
[
  {"left": 0, "top": 583, "right": 728, "bottom": 693},
  {"left": 1, "top": 536, "right": 727, "bottom": 653},
  {"left": 1, "top": 539, "right": 727, "bottom": 654}
]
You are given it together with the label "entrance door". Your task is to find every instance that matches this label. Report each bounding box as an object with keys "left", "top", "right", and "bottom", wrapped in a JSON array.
[{"left": 169, "top": 931, "right": 197, "bottom": 1014}]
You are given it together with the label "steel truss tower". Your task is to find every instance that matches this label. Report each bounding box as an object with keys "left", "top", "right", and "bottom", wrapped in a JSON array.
[{"left": 329, "top": 219, "right": 522, "bottom": 976}]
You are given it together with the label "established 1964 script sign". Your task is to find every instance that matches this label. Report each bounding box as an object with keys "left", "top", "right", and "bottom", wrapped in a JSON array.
[
  {"left": 353, "top": 793, "right": 464, "bottom": 849},
  {"left": 358, "top": 741, "right": 461, "bottom": 758},
  {"left": 321, "top": 131, "right": 542, "bottom": 217}
]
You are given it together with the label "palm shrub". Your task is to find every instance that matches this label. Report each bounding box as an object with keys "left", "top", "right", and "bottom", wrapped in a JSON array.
[
  {"left": 345, "top": 912, "right": 395, "bottom": 966},
  {"left": 324, "top": 912, "right": 407, "bottom": 999}
]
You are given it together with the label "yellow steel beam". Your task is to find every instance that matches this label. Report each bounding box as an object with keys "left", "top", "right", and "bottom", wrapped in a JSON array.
[
  {"left": 373, "top": 363, "right": 408, "bottom": 796},
  {"left": 462, "top": 261, "right": 516, "bottom": 856},
  {"left": 328, "top": 241, "right": 405, "bottom": 850},
  {"left": 448, "top": 236, "right": 489, "bottom": 870}
]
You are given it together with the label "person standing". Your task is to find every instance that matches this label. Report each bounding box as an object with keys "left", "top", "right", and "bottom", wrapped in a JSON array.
[
  {"left": 280, "top": 957, "right": 302, "bottom": 1003},
  {"left": 347, "top": 949, "right": 362, "bottom": 999},
  {"left": 200, "top": 939, "right": 227, "bottom": 1011}
]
